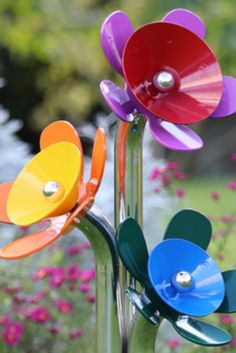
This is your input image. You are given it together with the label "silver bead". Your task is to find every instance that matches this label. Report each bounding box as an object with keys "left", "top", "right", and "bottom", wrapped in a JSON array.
[
  {"left": 153, "top": 71, "right": 175, "bottom": 92},
  {"left": 172, "top": 271, "right": 193, "bottom": 292},
  {"left": 43, "top": 181, "right": 60, "bottom": 197}
]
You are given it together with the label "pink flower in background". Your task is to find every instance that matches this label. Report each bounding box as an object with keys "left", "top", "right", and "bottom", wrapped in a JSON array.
[
  {"left": 167, "top": 338, "right": 181, "bottom": 349},
  {"left": 80, "top": 269, "right": 96, "bottom": 282},
  {"left": 86, "top": 294, "right": 96, "bottom": 303},
  {"left": 54, "top": 299, "right": 73, "bottom": 314},
  {"left": 228, "top": 181, "right": 236, "bottom": 190},
  {"left": 220, "top": 215, "right": 234, "bottom": 224},
  {"left": 33, "top": 267, "right": 51, "bottom": 280},
  {"left": 220, "top": 314, "right": 234, "bottom": 325},
  {"left": 28, "top": 306, "right": 51, "bottom": 324},
  {"left": 79, "top": 283, "right": 90, "bottom": 293},
  {"left": 211, "top": 192, "right": 220, "bottom": 201},
  {"left": 81, "top": 242, "right": 92, "bottom": 250},
  {"left": 231, "top": 337, "right": 236, "bottom": 346},
  {"left": 166, "top": 162, "right": 179, "bottom": 171},
  {"left": 3, "top": 321, "right": 24, "bottom": 346},
  {"left": 173, "top": 171, "right": 186, "bottom": 180},
  {"left": 29, "top": 290, "right": 48, "bottom": 304},
  {"left": 67, "top": 264, "right": 81, "bottom": 282},
  {"left": 3, "top": 287, "right": 21, "bottom": 294},
  {"left": 0, "top": 315, "right": 10, "bottom": 325},
  {"left": 149, "top": 168, "right": 160, "bottom": 180},
  {"left": 49, "top": 324, "right": 60, "bottom": 335},
  {"left": 175, "top": 189, "right": 186, "bottom": 198},
  {"left": 69, "top": 327, "right": 84, "bottom": 340},
  {"left": 67, "top": 245, "right": 83, "bottom": 256},
  {"left": 49, "top": 268, "right": 66, "bottom": 288},
  {"left": 231, "top": 153, "right": 236, "bottom": 161}
]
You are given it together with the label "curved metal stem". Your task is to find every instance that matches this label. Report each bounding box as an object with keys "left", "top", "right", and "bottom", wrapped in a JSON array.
[
  {"left": 76, "top": 204, "right": 121, "bottom": 353},
  {"left": 114, "top": 115, "right": 146, "bottom": 348},
  {"left": 129, "top": 315, "right": 162, "bottom": 353}
]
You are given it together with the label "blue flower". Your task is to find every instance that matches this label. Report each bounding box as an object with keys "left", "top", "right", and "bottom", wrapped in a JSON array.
[{"left": 116, "top": 209, "right": 236, "bottom": 346}]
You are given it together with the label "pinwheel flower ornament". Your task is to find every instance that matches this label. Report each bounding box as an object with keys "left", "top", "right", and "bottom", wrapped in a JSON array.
[
  {"left": 116, "top": 210, "right": 236, "bottom": 346},
  {"left": 100, "top": 9, "right": 236, "bottom": 151},
  {"left": 0, "top": 121, "right": 106, "bottom": 259}
]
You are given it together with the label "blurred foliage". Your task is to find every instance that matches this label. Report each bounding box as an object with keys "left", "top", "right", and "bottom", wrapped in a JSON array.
[{"left": 0, "top": 0, "right": 236, "bottom": 149}]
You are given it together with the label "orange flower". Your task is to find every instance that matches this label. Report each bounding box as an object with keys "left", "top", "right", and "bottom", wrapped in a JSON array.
[{"left": 0, "top": 121, "right": 106, "bottom": 259}]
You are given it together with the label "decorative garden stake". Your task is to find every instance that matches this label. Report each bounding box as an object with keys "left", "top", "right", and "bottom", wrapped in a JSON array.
[{"left": 1, "top": 7, "right": 236, "bottom": 353}]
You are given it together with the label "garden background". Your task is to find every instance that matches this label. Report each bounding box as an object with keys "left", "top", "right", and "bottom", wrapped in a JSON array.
[{"left": 0, "top": 0, "right": 236, "bottom": 352}]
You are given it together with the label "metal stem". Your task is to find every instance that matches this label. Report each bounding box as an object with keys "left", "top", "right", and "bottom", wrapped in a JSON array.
[
  {"left": 129, "top": 315, "right": 162, "bottom": 353},
  {"left": 114, "top": 115, "right": 146, "bottom": 348},
  {"left": 76, "top": 204, "right": 122, "bottom": 353}
]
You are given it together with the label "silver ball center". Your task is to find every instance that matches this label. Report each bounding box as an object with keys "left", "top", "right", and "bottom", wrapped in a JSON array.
[
  {"left": 43, "top": 181, "right": 60, "bottom": 197},
  {"left": 153, "top": 71, "right": 175, "bottom": 92},
  {"left": 173, "top": 271, "right": 193, "bottom": 291}
]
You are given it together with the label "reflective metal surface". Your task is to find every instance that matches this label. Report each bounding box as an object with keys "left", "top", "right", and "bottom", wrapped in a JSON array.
[
  {"left": 153, "top": 71, "right": 175, "bottom": 92},
  {"left": 115, "top": 116, "right": 149, "bottom": 351},
  {"left": 76, "top": 204, "right": 121, "bottom": 353}
]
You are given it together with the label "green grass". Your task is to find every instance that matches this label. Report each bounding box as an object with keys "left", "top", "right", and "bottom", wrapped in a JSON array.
[{"left": 183, "top": 175, "right": 236, "bottom": 216}]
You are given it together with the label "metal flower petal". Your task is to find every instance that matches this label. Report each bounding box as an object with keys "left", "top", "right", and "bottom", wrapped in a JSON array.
[
  {"left": 101, "top": 9, "right": 236, "bottom": 151},
  {"left": 162, "top": 8, "right": 206, "bottom": 39},
  {"left": 211, "top": 76, "right": 236, "bottom": 118},
  {"left": 0, "top": 122, "right": 106, "bottom": 259},
  {"left": 116, "top": 212, "right": 233, "bottom": 346},
  {"left": 123, "top": 22, "right": 222, "bottom": 125},
  {"left": 164, "top": 209, "right": 212, "bottom": 249},
  {"left": 100, "top": 11, "right": 133, "bottom": 75},
  {"left": 148, "top": 238, "right": 224, "bottom": 317},
  {"left": 100, "top": 80, "right": 135, "bottom": 122},
  {"left": 7, "top": 142, "right": 82, "bottom": 226},
  {"left": 0, "top": 182, "right": 13, "bottom": 224}
]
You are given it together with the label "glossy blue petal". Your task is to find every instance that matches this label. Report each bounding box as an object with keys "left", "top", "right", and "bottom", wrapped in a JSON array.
[{"left": 148, "top": 239, "right": 224, "bottom": 317}]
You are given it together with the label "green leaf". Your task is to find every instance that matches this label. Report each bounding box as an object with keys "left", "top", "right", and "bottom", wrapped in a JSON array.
[
  {"left": 216, "top": 270, "right": 236, "bottom": 313},
  {"left": 164, "top": 209, "right": 212, "bottom": 249},
  {"left": 116, "top": 218, "right": 149, "bottom": 284},
  {"left": 173, "top": 316, "right": 232, "bottom": 346}
]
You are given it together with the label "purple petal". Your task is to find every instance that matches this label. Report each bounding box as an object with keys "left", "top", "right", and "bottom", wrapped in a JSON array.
[
  {"left": 149, "top": 117, "right": 203, "bottom": 151},
  {"left": 211, "top": 76, "right": 236, "bottom": 118},
  {"left": 100, "top": 80, "right": 135, "bottom": 122},
  {"left": 162, "top": 8, "right": 206, "bottom": 39},
  {"left": 100, "top": 11, "right": 133, "bottom": 76}
]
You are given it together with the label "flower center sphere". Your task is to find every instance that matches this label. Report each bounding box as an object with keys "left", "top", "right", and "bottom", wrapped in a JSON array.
[
  {"left": 153, "top": 71, "right": 175, "bottom": 92},
  {"left": 172, "top": 271, "right": 193, "bottom": 292},
  {"left": 43, "top": 181, "right": 64, "bottom": 202}
]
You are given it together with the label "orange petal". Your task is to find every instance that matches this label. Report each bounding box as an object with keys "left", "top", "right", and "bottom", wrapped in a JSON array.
[
  {"left": 0, "top": 215, "right": 67, "bottom": 259},
  {"left": 40, "top": 121, "right": 84, "bottom": 178},
  {"left": 62, "top": 195, "right": 94, "bottom": 232},
  {"left": 87, "top": 128, "right": 106, "bottom": 196},
  {"left": 0, "top": 182, "right": 13, "bottom": 224},
  {"left": 7, "top": 142, "right": 82, "bottom": 226}
]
